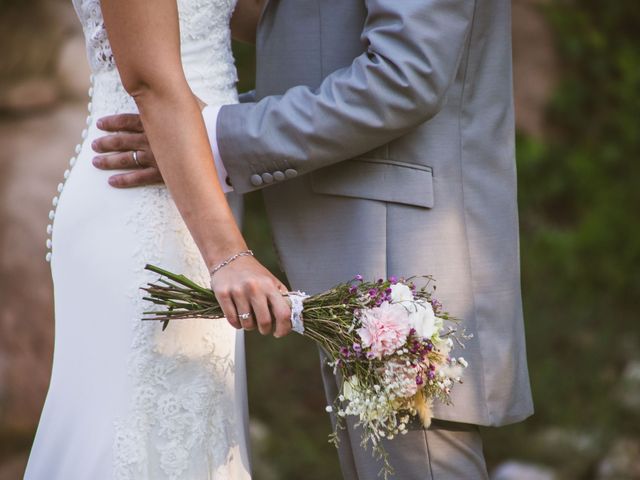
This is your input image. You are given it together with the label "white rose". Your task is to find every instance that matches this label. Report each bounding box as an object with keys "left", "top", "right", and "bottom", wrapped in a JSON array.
[
  {"left": 433, "top": 316, "right": 444, "bottom": 335},
  {"left": 389, "top": 283, "right": 414, "bottom": 303},
  {"left": 408, "top": 301, "right": 437, "bottom": 339},
  {"left": 342, "top": 376, "right": 361, "bottom": 402}
]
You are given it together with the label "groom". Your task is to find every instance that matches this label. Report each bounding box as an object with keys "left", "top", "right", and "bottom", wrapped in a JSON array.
[{"left": 93, "top": 0, "right": 533, "bottom": 477}]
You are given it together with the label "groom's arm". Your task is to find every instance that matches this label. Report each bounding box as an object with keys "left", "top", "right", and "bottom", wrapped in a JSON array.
[
  {"left": 216, "top": 0, "right": 476, "bottom": 193},
  {"left": 93, "top": 0, "right": 474, "bottom": 190}
]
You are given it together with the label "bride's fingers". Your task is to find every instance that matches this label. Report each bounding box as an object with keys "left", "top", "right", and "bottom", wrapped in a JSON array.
[
  {"left": 270, "top": 292, "right": 292, "bottom": 338},
  {"left": 214, "top": 291, "right": 241, "bottom": 329},
  {"left": 233, "top": 295, "right": 257, "bottom": 331},
  {"left": 250, "top": 294, "right": 273, "bottom": 335},
  {"left": 274, "top": 280, "right": 288, "bottom": 293}
]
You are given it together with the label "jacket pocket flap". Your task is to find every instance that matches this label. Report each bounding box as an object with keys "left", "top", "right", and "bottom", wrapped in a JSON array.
[{"left": 310, "top": 158, "right": 434, "bottom": 208}]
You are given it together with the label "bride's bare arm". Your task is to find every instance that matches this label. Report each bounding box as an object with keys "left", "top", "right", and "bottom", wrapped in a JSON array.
[
  {"left": 231, "top": 0, "right": 264, "bottom": 44},
  {"left": 100, "top": 0, "right": 291, "bottom": 336}
]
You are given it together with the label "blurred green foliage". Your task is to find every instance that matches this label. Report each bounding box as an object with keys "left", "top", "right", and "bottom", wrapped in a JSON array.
[
  {"left": 481, "top": 4, "right": 640, "bottom": 477},
  {"left": 238, "top": 2, "right": 640, "bottom": 478},
  {"left": 519, "top": 0, "right": 640, "bottom": 428}
]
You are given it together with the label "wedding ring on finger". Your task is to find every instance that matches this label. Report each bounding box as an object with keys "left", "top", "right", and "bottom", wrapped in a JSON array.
[
  {"left": 131, "top": 150, "right": 142, "bottom": 168},
  {"left": 238, "top": 312, "right": 252, "bottom": 321}
]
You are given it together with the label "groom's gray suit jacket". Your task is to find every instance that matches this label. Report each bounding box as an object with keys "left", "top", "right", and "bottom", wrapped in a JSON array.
[{"left": 218, "top": 0, "right": 533, "bottom": 428}]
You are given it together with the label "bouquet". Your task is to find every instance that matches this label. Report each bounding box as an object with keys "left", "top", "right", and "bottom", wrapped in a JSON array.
[{"left": 142, "top": 265, "right": 469, "bottom": 478}]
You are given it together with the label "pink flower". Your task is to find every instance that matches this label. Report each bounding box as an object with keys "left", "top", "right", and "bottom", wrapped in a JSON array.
[{"left": 356, "top": 302, "right": 411, "bottom": 359}]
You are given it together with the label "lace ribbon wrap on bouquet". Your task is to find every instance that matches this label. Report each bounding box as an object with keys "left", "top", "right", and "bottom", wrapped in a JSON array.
[{"left": 287, "top": 291, "right": 309, "bottom": 334}]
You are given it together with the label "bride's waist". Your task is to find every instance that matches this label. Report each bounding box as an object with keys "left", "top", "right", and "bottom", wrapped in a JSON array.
[{"left": 90, "top": 65, "right": 238, "bottom": 116}]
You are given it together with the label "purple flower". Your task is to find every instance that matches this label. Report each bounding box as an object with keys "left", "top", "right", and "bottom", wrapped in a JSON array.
[
  {"left": 389, "top": 276, "right": 398, "bottom": 284},
  {"left": 352, "top": 343, "right": 362, "bottom": 353},
  {"left": 355, "top": 274, "right": 363, "bottom": 281},
  {"left": 427, "top": 370, "right": 436, "bottom": 380},
  {"left": 431, "top": 298, "right": 442, "bottom": 313},
  {"left": 349, "top": 286, "right": 358, "bottom": 294},
  {"left": 369, "top": 289, "right": 378, "bottom": 297},
  {"left": 340, "top": 347, "right": 351, "bottom": 358},
  {"left": 416, "top": 375, "right": 424, "bottom": 386}
]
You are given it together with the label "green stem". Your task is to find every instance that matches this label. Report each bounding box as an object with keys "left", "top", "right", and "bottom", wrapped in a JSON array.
[{"left": 145, "top": 264, "right": 212, "bottom": 295}]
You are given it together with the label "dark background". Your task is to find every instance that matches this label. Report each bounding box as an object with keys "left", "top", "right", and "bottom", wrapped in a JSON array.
[{"left": 1, "top": 0, "right": 639, "bottom": 478}]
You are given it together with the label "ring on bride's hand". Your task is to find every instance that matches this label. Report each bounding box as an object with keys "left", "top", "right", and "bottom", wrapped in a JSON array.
[
  {"left": 131, "top": 150, "right": 142, "bottom": 168},
  {"left": 238, "top": 312, "right": 252, "bottom": 321}
]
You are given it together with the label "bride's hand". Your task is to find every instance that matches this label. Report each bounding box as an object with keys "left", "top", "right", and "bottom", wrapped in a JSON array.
[{"left": 211, "top": 256, "right": 292, "bottom": 338}]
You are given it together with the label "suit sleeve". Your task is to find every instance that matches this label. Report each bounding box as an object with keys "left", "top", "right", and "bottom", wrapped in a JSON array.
[
  {"left": 237, "top": 90, "right": 256, "bottom": 104},
  {"left": 218, "top": 0, "right": 477, "bottom": 193}
]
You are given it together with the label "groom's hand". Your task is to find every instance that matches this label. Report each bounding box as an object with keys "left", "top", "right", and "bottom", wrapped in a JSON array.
[
  {"left": 93, "top": 97, "right": 207, "bottom": 188},
  {"left": 92, "top": 113, "right": 163, "bottom": 188}
]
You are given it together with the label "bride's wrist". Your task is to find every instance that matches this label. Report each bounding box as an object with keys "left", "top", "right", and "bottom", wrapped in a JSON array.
[
  {"left": 203, "top": 241, "right": 250, "bottom": 273},
  {"left": 209, "top": 249, "right": 255, "bottom": 276}
]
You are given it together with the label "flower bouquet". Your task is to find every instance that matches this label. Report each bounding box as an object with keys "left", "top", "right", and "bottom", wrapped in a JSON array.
[{"left": 142, "top": 264, "right": 468, "bottom": 478}]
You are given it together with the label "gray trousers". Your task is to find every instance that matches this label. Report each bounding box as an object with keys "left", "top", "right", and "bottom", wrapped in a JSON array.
[{"left": 320, "top": 349, "right": 489, "bottom": 480}]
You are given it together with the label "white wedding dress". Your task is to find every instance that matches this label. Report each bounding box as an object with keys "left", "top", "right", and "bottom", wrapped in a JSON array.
[{"left": 24, "top": 0, "right": 251, "bottom": 479}]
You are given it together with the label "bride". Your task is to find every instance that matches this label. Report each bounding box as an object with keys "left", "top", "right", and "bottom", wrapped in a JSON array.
[{"left": 24, "top": 0, "right": 290, "bottom": 478}]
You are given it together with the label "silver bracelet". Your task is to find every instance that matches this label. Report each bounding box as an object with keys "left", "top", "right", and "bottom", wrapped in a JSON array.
[{"left": 210, "top": 249, "right": 254, "bottom": 276}]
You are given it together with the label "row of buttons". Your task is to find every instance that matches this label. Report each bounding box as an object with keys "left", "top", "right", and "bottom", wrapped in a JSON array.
[
  {"left": 46, "top": 76, "right": 95, "bottom": 263},
  {"left": 250, "top": 168, "right": 298, "bottom": 187}
]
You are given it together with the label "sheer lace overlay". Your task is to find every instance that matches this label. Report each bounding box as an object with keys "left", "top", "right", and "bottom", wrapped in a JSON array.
[
  {"left": 72, "top": 0, "right": 239, "bottom": 113},
  {"left": 72, "top": 0, "right": 237, "bottom": 74}
]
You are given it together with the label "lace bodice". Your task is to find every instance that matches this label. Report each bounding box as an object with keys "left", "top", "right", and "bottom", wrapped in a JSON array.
[{"left": 72, "top": 0, "right": 238, "bottom": 112}]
